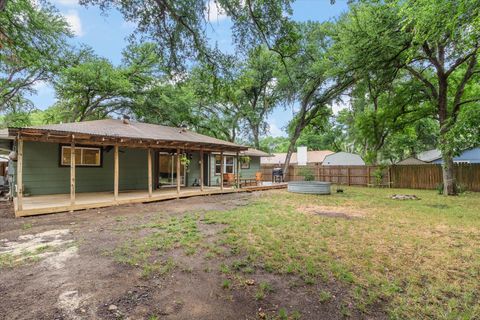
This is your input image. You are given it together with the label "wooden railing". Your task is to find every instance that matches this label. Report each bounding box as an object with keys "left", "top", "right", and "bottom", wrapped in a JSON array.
[{"left": 260, "top": 163, "right": 480, "bottom": 191}]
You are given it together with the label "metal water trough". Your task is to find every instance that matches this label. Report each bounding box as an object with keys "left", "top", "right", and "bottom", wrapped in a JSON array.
[{"left": 287, "top": 181, "right": 331, "bottom": 194}]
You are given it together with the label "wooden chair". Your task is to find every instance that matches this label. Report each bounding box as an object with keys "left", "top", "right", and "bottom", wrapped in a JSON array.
[
  {"left": 223, "top": 173, "right": 235, "bottom": 187},
  {"left": 255, "top": 172, "right": 263, "bottom": 185}
]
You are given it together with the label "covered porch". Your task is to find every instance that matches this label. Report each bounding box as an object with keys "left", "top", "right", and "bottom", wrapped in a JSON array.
[
  {"left": 13, "top": 183, "right": 287, "bottom": 217},
  {"left": 10, "top": 120, "right": 279, "bottom": 217}
]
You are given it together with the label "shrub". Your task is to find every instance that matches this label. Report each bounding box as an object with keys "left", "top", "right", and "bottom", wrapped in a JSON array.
[{"left": 298, "top": 167, "right": 315, "bottom": 181}]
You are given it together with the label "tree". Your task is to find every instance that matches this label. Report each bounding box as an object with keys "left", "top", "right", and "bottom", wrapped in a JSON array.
[
  {"left": 278, "top": 21, "right": 353, "bottom": 176},
  {"left": 54, "top": 53, "right": 133, "bottom": 121},
  {"left": 258, "top": 136, "right": 290, "bottom": 153},
  {"left": 235, "top": 46, "right": 281, "bottom": 148},
  {"left": 0, "top": 0, "right": 71, "bottom": 111},
  {"left": 336, "top": 0, "right": 480, "bottom": 195}
]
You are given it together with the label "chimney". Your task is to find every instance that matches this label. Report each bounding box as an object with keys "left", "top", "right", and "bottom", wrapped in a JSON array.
[
  {"left": 297, "top": 146, "right": 307, "bottom": 166},
  {"left": 122, "top": 115, "right": 130, "bottom": 124}
]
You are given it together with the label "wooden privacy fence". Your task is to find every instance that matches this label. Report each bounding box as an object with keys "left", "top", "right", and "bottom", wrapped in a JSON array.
[{"left": 260, "top": 163, "right": 480, "bottom": 191}]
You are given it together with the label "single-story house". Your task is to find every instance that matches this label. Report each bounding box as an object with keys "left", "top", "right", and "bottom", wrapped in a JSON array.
[
  {"left": 397, "top": 147, "right": 480, "bottom": 165},
  {"left": 1, "top": 119, "right": 276, "bottom": 217},
  {"left": 261, "top": 148, "right": 334, "bottom": 166},
  {"left": 396, "top": 157, "right": 428, "bottom": 165},
  {"left": 322, "top": 151, "right": 366, "bottom": 166}
]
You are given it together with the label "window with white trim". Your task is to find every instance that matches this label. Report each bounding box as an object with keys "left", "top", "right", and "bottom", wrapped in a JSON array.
[
  {"left": 215, "top": 155, "right": 235, "bottom": 174},
  {"left": 61, "top": 146, "right": 102, "bottom": 167}
]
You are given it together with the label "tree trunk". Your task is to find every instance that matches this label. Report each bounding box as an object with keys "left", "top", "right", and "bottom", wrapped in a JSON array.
[
  {"left": 440, "top": 135, "right": 456, "bottom": 195},
  {"left": 282, "top": 125, "right": 303, "bottom": 180}
]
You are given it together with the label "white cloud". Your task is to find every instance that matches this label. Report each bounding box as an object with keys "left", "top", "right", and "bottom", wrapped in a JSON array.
[
  {"left": 206, "top": 0, "right": 228, "bottom": 22},
  {"left": 63, "top": 10, "right": 84, "bottom": 37}
]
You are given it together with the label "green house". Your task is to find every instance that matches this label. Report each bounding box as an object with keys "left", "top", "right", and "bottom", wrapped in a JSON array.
[{"left": 0, "top": 119, "right": 272, "bottom": 217}]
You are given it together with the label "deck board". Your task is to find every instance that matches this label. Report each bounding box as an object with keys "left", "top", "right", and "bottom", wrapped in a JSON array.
[{"left": 14, "top": 183, "right": 287, "bottom": 217}]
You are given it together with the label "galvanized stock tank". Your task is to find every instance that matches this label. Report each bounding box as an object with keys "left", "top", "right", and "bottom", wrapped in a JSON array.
[{"left": 287, "top": 181, "right": 331, "bottom": 194}]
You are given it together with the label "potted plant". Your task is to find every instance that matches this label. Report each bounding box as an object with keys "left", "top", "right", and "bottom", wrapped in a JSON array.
[{"left": 180, "top": 154, "right": 190, "bottom": 167}]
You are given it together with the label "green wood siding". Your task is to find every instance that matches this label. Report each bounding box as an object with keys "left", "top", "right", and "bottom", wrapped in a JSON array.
[
  {"left": 208, "top": 154, "right": 261, "bottom": 186},
  {"left": 239, "top": 157, "right": 260, "bottom": 178},
  {"left": 22, "top": 141, "right": 148, "bottom": 196}
]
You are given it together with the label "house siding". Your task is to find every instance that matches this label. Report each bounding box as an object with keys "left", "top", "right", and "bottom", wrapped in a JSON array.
[
  {"left": 431, "top": 148, "right": 480, "bottom": 164},
  {"left": 21, "top": 141, "right": 148, "bottom": 196},
  {"left": 208, "top": 154, "right": 261, "bottom": 186}
]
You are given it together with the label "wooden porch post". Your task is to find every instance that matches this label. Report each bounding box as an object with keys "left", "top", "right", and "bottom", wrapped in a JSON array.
[
  {"left": 176, "top": 148, "right": 181, "bottom": 195},
  {"left": 148, "top": 148, "right": 152, "bottom": 198},
  {"left": 236, "top": 151, "right": 240, "bottom": 189},
  {"left": 16, "top": 138, "right": 23, "bottom": 212},
  {"left": 114, "top": 145, "right": 119, "bottom": 201},
  {"left": 220, "top": 151, "right": 224, "bottom": 190},
  {"left": 70, "top": 139, "right": 76, "bottom": 207},
  {"left": 200, "top": 149, "right": 204, "bottom": 192}
]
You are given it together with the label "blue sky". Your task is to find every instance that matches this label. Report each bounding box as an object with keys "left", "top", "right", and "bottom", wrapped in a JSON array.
[{"left": 31, "top": 0, "right": 349, "bottom": 137}]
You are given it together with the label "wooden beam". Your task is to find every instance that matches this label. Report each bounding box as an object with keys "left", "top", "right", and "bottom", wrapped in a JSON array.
[
  {"left": 16, "top": 138, "right": 23, "bottom": 213},
  {"left": 236, "top": 151, "right": 240, "bottom": 189},
  {"left": 148, "top": 148, "right": 152, "bottom": 197},
  {"left": 114, "top": 145, "right": 119, "bottom": 201},
  {"left": 176, "top": 148, "right": 181, "bottom": 195},
  {"left": 200, "top": 149, "right": 204, "bottom": 192},
  {"left": 70, "top": 140, "right": 76, "bottom": 207},
  {"left": 220, "top": 151, "right": 224, "bottom": 191}
]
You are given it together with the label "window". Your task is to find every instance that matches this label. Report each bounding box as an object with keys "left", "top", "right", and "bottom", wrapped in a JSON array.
[
  {"left": 215, "top": 155, "right": 235, "bottom": 175},
  {"left": 225, "top": 156, "right": 234, "bottom": 173},
  {"left": 454, "top": 160, "right": 470, "bottom": 164},
  {"left": 61, "top": 146, "right": 101, "bottom": 167}
]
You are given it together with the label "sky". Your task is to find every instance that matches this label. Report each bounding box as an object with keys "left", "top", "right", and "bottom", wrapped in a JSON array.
[{"left": 30, "top": 0, "right": 350, "bottom": 137}]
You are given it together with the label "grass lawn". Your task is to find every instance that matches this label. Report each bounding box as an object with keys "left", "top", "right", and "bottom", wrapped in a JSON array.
[{"left": 202, "top": 187, "right": 480, "bottom": 319}]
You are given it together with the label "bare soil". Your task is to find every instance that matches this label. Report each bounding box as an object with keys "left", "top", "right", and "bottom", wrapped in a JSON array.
[{"left": 0, "top": 192, "right": 385, "bottom": 320}]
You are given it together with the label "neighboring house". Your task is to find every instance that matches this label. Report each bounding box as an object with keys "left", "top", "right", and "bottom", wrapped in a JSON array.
[
  {"left": 261, "top": 148, "right": 334, "bottom": 166},
  {"left": 396, "top": 157, "right": 428, "bottom": 165},
  {"left": 429, "top": 147, "right": 480, "bottom": 164},
  {"left": 397, "top": 147, "right": 480, "bottom": 164},
  {"left": 322, "top": 152, "right": 366, "bottom": 166},
  {"left": 1, "top": 119, "right": 273, "bottom": 217}
]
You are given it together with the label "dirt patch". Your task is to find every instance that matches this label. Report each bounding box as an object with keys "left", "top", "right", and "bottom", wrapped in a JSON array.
[
  {"left": 0, "top": 192, "right": 385, "bottom": 319},
  {"left": 298, "top": 205, "right": 365, "bottom": 219}
]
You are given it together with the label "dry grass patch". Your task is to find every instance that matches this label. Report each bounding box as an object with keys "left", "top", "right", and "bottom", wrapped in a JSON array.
[{"left": 203, "top": 187, "right": 480, "bottom": 319}]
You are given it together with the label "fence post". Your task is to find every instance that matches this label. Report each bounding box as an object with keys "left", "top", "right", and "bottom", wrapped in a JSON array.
[
  {"left": 347, "top": 167, "right": 351, "bottom": 186},
  {"left": 388, "top": 166, "right": 392, "bottom": 188},
  {"left": 367, "top": 166, "right": 370, "bottom": 187}
]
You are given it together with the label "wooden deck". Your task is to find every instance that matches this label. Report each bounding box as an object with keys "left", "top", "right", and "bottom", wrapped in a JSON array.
[{"left": 13, "top": 183, "right": 287, "bottom": 217}]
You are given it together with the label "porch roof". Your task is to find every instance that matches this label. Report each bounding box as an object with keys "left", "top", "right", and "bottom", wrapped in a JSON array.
[{"left": 8, "top": 119, "right": 248, "bottom": 151}]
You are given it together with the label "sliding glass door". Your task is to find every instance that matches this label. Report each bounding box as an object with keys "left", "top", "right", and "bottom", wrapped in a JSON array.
[{"left": 158, "top": 153, "right": 186, "bottom": 187}]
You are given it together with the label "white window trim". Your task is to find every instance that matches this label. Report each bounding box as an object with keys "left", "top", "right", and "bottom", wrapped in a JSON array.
[
  {"left": 61, "top": 146, "right": 102, "bottom": 167},
  {"left": 215, "top": 155, "right": 236, "bottom": 175}
]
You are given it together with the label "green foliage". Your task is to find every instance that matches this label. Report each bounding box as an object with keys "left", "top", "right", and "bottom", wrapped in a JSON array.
[
  {"left": 0, "top": 0, "right": 71, "bottom": 117},
  {"left": 298, "top": 167, "right": 314, "bottom": 181},
  {"left": 336, "top": 0, "right": 480, "bottom": 193},
  {"left": 259, "top": 136, "right": 290, "bottom": 153}
]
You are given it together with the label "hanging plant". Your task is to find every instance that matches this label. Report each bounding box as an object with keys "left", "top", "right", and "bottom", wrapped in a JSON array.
[
  {"left": 180, "top": 154, "right": 190, "bottom": 166},
  {"left": 239, "top": 155, "right": 251, "bottom": 164}
]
